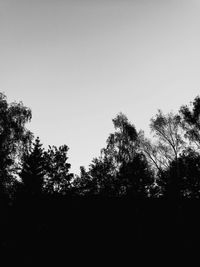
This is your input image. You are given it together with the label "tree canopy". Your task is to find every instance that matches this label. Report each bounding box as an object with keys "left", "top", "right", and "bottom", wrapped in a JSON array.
[{"left": 1, "top": 91, "right": 200, "bottom": 200}]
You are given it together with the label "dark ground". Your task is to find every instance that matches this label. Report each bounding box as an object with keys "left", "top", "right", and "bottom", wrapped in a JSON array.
[{"left": 1, "top": 198, "right": 199, "bottom": 265}]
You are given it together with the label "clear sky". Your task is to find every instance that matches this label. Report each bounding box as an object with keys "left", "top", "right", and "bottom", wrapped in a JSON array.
[{"left": 1, "top": 0, "right": 200, "bottom": 174}]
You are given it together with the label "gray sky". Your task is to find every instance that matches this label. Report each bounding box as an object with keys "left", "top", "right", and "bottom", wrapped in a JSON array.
[{"left": 1, "top": 0, "right": 200, "bottom": 174}]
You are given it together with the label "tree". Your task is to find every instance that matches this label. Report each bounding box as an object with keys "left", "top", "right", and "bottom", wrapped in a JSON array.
[
  {"left": 0, "top": 92, "right": 33, "bottom": 198},
  {"left": 102, "top": 112, "right": 138, "bottom": 170},
  {"left": 20, "top": 137, "right": 45, "bottom": 197},
  {"left": 72, "top": 166, "right": 95, "bottom": 196},
  {"left": 142, "top": 110, "right": 185, "bottom": 199},
  {"left": 166, "top": 148, "right": 200, "bottom": 199},
  {"left": 178, "top": 96, "right": 200, "bottom": 197},
  {"left": 117, "top": 153, "right": 154, "bottom": 198},
  {"left": 72, "top": 162, "right": 115, "bottom": 197},
  {"left": 150, "top": 110, "right": 185, "bottom": 165},
  {"left": 43, "top": 145, "right": 73, "bottom": 195},
  {"left": 74, "top": 113, "right": 153, "bottom": 198},
  {"left": 180, "top": 95, "right": 200, "bottom": 148},
  {"left": 89, "top": 156, "right": 118, "bottom": 197}
]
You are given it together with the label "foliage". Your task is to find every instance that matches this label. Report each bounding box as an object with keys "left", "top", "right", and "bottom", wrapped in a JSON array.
[
  {"left": 20, "top": 137, "right": 45, "bottom": 197},
  {"left": 74, "top": 113, "right": 152, "bottom": 197},
  {"left": 0, "top": 92, "right": 33, "bottom": 198},
  {"left": 103, "top": 112, "right": 138, "bottom": 169},
  {"left": 43, "top": 145, "right": 74, "bottom": 195},
  {"left": 150, "top": 110, "right": 185, "bottom": 163},
  {"left": 117, "top": 153, "right": 154, "bottom": 198},
  {"left": 166, "top": 148, "right": 200, "bottom": 199},
  {"left": 180, "top": 96, "right": 200, "bottom": 148},
  {"left": 2, "top": 91, "right": 200, "bottom": 200}
]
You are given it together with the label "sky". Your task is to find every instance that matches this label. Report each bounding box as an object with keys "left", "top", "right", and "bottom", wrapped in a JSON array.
[{"left": 1, "top": 0, "right": 200, "bottom": 174}]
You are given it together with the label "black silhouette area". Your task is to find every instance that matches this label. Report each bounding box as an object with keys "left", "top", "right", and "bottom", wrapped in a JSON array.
[{"left": 0, "top": 92, "right": 200, "bottom": 264}]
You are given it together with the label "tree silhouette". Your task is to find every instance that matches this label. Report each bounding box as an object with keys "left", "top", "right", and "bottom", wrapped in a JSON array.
[
  {"left": 166, "top": 148, "right": 200, "bottom": 198},
  {"left": 43, "top": 145, "right": 73, "bottom": 195},
  {"left": 150, "top": 110, "right": 185, "bottom": 167},
  {"left": 102, "top": 112, "right": 138, "bottom": 170},
  {"left": 117, "top": 153, "right": 154, "bottom": 198},
  {"left": 74, "top": 113, "right": 153, "bottom": 198},
  {"left": 88, "top": 156, "right": 118, "bottom": 197},
  {"left": 20, "top": 137, "right": 45, "bottom": 198},
  {"left": 143, "top": 110, "right": 185, "bottom": 199},
  {"left": 72, "top": 164, "right": 111, "bottom": 196},
  {"left": 0, "top": 92, "right": 33, "bottom": 200},
  {"left": 180, "top": 95, "right": 200, "bottom": 148}
]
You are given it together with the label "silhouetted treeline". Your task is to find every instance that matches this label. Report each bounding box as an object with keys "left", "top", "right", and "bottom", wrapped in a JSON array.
[{"left": 1, "top": 91, "right": 200, "bottom": 263}]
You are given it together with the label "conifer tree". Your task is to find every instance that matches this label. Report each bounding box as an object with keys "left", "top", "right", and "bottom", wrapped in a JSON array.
[{"left": 20, "top": 137, "right": 45, "bottom": 197}]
